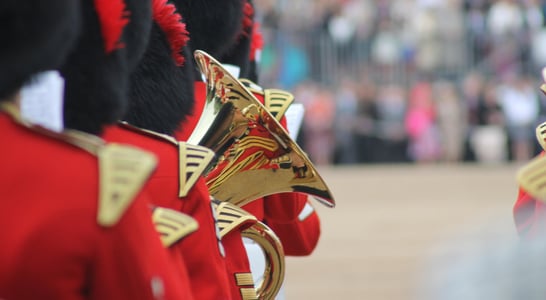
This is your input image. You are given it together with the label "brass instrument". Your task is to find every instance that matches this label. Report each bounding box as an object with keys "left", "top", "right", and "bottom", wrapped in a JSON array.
[
  {"left": 188, "top": 50, "right": 336, "bottom": 208},
  {"left": 213, "top": 200, "right": 285, "bottom": 300}
]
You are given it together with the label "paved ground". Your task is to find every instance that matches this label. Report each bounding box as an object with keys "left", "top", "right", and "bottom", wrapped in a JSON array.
[{"left": 282, "top": 163, "right": 524, "bottom": 300}]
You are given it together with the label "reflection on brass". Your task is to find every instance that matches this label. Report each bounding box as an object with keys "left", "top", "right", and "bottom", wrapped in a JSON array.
[
  {"left": 241, "top": 221, "right": 285, "bottom": 300},
  {"left": 213, "top": 200, "right": 285, "bottom": 300},
  {"left": 190, "top": 50, "right": 335, "bottom": 208},
  {"left": 152, "top": 207, "right": 198, "bottom": 247},
  {"left": 239, "top": 79, "right": 295, "bottom": 122}
]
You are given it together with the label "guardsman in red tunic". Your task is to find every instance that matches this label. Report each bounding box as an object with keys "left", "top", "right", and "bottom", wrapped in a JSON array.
[
  {"left": 174, "top": 4, "right": 327, "bottom": 297},
  {"left": 0, "top": 0, "right": 189, "bottom": 299},
  {"left": 177, "top": 0, "right": 324, "bottom": 256},
  {"left": 168, "top": 1, "right": 273, "bottom": 299},
  {"left": 59, "top": 0, "right": 215, "bottom": 299},
  {"left": 80, "top": 1, "right": 233, "bottom": 298},
  {"left": 513, "top": 77, "right": 546, "bottom": 238}
]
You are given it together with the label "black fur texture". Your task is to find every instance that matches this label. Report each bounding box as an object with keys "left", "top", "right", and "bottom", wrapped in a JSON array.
[
  {"left": 123, "top": 23, "right": 195, "bottom": 135},
  {"left": 61, "top": 0, "right": 152, "bottom": 135},
  {"left": 220, "top": 29, "right": 252, "bottom": 80},
  {"left": 172, "top": 0, "right": 244, "bottom": 58},
  {"left": 0, "top": 0, "right": 80, "bottom": 100},
  {"left": 124, "top": 0, "right": 153, "bottom": 71},
  {"left": 220, "top": 0, "right": 253, "bottom": 79}
]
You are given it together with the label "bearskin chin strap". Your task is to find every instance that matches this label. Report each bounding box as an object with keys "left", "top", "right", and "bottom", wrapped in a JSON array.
[
  {"left": 152, "top": 0, "right": 189, "bottom": 66},
  {"left": 94, "top": 0, "right": 130, "bottom": 53}
]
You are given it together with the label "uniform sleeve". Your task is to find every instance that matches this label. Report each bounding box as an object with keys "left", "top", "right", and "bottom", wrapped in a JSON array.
[
  {"left": 178, "top": 179, "right": 233, "bottom": 300},
  {"left": 263, "top": 193, "right": 321, "bottom": 256},
  {"left": 92, "top": 193, "right": 192, "bottom": 300}
]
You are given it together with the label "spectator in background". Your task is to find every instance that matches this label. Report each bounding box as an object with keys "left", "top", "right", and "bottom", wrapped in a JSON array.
[
  {"left": 497, "top": 73, "right": 540, "bottom": 162},
  {"left": 434, "top": 80, "right": 467, "bottom": 162},
  {"left": 469, "top": 78, "right": 508, "bottom": 163},
  {"left": 374, "top": 82, "right": 409, "bottom": 162},
  {"left": 405, "top": 79, "right": 442, "bottom": 163},
  {"left": 354, "top": 73, "right": 379, "bottom": 163},
  {"left": 298, "top": 81, "right": 336, "bottom": 165},
  {"left": 412, "top": 7, "right": 442, "bottom": 76},
  {"left": 438, "top": 0, "right": 467, "bottom": 77},
  {"left": 371, "top": 18, "right": 404, "bottom": 82},
  {"left": 333, "top": 77, "right": 359, "bottom": 164},
  {"left": 464, "top": 0, "right": 491, "bottom": 67},
  {"left": 487, "top": 0, "right": 526, "bottom": 77}
]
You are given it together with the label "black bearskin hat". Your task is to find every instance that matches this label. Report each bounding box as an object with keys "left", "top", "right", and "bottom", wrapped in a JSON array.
[
  {"left": 0, "top": 0, "right": 80, "bottom": 100},
  {"left": 61, "top": 0, "right": 152, "bottom": 135},
  {"left": 172, "top": 0, "right": 244, "bottom": 59},
  {"left": 220, "top": 0, "right": 254, "bottom": 79},
  {"left": 123, "top": 0, "right": 194, "bottom": 135}
]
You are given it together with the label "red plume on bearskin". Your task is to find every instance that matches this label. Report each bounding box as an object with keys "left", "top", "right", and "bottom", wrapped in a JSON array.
[
  {"left": 241, "top": 1, "right": 254, "bottom": 37},
  {"left": 152, "top": 0, "right": 189, "bottom": 66},
  {"left": 94, "top": 0, "right": 130, "bottom": 53},
  {"left": 250, "top": 22, "right": 263, "bottom": 61}
]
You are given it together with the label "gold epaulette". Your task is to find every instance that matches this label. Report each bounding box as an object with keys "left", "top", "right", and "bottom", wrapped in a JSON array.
[
  {"left": 152, "top": 207, "right": 198, "bottom": 247},
  {"left": 536, "top": 122, "right": 546, "bottom": 151},
  {"left": 239, "top": 78, "right": 295, "bottom": 122},
  {"left": 211, "top": 199, "right": 257, "bottom": 238},
  {"left": 517, "top": 155, "right": 546, "bottom": 201},
  {"left": 97, "top": 142, "right": 157, "bottom": 226},
  {"left": 178, "top": 143, "right": 214, "bottom": 197},
  {"left": 118, "top": 122, "right": 214, "bottom": 198}
]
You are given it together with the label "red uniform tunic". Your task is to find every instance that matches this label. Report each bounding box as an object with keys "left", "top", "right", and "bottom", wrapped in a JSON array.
[
  {"left": 514, "top": 152, "right": 546, "bottom": 238},
  {"left": 0, "top": 109, "right": 188, "bottom": 300},
  {"left": 103, "top": 123, "right": 233, "bottom": 300},
  {"left": 175, "top": 82, "right": 256, "bottom": 299}
]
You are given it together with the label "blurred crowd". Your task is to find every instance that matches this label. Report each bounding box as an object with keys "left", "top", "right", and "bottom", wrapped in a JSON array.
[{"left": 253, "top": 0, "right": 546, "bottom": 165}]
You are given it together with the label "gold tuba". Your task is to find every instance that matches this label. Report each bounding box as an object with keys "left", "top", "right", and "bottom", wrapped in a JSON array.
[
  {"left": 188, "top": 50, "right": 336, "bottom": 208},
  {"left": 213, "top": 200, "right": 285, "bottom": 300}
]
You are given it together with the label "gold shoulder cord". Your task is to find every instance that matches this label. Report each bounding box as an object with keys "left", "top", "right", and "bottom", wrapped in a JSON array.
[
  {"left": 0, "top": 104, "right": 158, "bottom": 227},
  {"left": 152, "top": 207, "right": 198, "bottom": 247},
  {"left": 118, "top": 121, "right": 215, "bottom": 198},
  {"left": 212, "top": 199, "right": 285, "bottom": 300}
]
